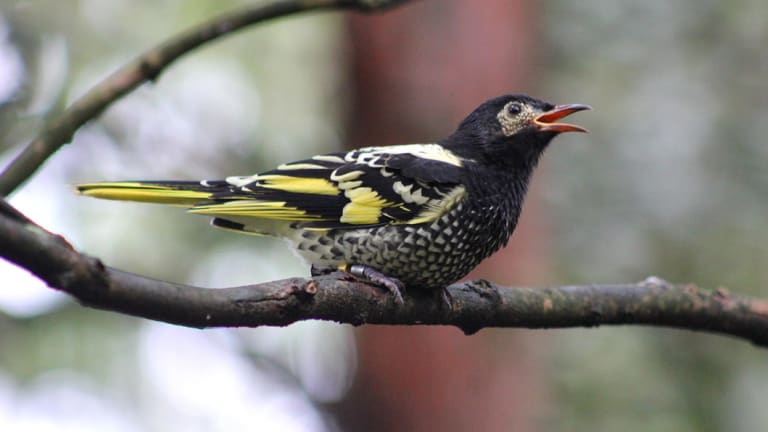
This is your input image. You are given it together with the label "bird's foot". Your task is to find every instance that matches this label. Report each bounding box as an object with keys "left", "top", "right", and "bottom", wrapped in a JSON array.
[{"left": 346, "top": 264, "right": 405, "bottom": 304}]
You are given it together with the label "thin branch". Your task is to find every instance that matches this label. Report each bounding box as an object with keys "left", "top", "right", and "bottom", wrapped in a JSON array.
[
  {"left": 0, "top": 0, "right": 414, "bottom": 196},
  {"left": 2, "top": 209, "right": 766, "bottom": 347}
]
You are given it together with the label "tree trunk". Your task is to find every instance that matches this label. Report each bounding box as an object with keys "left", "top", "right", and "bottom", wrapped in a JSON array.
[{"left": 337, "top": 2, "right": 550, "bottom": 430}]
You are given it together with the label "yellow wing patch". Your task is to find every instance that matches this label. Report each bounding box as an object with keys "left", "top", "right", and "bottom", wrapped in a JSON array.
[
  {"left": 255, "top": 175, "right": 339, "bottom": 196},
  {"left": 340, "top": 187, "right": 392, "bottom": 224},
  {"left": 76, "top": 182, "right": 211, "bottom": 206},
  {"left": 330, "top": 168, "right": 395, "bottom": 224},
  {"left": 406, "top": 185, "right": 466, "bottom": 225},
  {"left": 190, "top": 200, "right": 326, "bottom": 221}
]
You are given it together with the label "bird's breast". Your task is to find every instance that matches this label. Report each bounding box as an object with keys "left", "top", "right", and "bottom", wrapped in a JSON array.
[{"left": 342, "top": 199, "right": 516, "bottom": 288}]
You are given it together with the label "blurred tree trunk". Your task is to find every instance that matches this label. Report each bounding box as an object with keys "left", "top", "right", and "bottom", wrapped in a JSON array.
[{"left": 336, "top": 1, "right": 552, "bottom": 431}]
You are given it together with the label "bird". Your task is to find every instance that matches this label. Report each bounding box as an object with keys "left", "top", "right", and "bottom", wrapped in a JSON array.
[{"left": 77, "top": 94, "right": 589, "bottom": 304}]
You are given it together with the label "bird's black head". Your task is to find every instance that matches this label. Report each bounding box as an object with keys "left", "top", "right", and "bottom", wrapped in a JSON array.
[{"left": 441, "top": 94, "right": 590, "bottom": 170}]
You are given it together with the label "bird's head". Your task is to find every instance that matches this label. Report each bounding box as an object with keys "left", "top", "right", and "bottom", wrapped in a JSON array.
[{"left": 443, "top": 94, "right": 590, "bottom": 170}]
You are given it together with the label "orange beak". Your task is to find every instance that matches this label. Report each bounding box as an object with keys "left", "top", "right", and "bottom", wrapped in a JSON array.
[{"left": 534, "top": 104, "right": 591, "bottom": 133}]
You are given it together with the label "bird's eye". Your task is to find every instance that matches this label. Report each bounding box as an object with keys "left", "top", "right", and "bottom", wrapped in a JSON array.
[{"left": 506, "top": 103, "right": 522, "bottom": 116}]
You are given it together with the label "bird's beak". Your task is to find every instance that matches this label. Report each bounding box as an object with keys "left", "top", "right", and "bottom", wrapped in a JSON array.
[{"left": 534, "top": 104, "right": 591, "bottom": 133}]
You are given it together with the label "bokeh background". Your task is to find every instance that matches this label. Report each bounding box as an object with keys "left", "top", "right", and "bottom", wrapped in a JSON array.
[{"left": 1, "top": 1, "right": 767, "bottom": 431}]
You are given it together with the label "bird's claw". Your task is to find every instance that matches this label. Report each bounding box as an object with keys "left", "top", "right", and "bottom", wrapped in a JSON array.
[{"left": 347, "top": 264, "right": 405, "bottom": 304}]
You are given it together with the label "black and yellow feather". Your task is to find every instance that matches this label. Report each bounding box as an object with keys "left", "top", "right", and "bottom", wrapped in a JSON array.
[{"left": 77, "top": 146, "right": 468, "bottom": 234}]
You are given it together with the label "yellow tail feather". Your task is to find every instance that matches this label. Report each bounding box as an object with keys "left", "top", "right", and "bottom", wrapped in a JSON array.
[{"left": 75, "top": 182, "right": 212, "bottom": 207}]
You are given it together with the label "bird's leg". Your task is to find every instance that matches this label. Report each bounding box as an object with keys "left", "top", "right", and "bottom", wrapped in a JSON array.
[{"left": 346, "top": 264, "right": 405, "bottom": 304}]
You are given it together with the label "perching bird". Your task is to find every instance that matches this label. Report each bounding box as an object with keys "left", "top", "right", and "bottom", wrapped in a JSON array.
[{"left": 77, "top": 94, "right": 589, "bottom": 303}]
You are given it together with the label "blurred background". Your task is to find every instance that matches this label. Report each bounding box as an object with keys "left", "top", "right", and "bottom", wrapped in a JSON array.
[{"left": 1, "top": 0, "right": 767, "bottom": 431}]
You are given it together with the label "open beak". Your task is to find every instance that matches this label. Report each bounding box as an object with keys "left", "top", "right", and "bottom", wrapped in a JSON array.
[{"left": 534, "top": 104, "right": 591, "bottom": 133}]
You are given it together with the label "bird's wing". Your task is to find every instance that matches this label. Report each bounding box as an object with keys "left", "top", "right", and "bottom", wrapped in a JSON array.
[{"left": 190, "top": 145, "right": 468, "bottom": 230}]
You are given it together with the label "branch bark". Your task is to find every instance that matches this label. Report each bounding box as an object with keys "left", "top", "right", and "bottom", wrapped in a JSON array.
[
  {"left": 0, "top": 0, "right": 413, "bottom": 196},
  {"left": 2, "top": 208, "right": 767, "bottom": 347}
]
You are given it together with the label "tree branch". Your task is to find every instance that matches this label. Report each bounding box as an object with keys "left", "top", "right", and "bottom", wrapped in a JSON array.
[
  {"left": 2, "top": 208, "right": 766, "bottom": 347},
  {"left": 2, "top": 0, "right": 767, "bottom": 349},
  {"left": 0, "top": 0, "right": 414, "bottom": 196}
]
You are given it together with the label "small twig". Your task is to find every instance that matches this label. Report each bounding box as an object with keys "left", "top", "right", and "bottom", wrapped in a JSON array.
[
  {"left": 0, "top": 0, "right": 414, "bottom": 196},
  {"left": 1, "top": 208, "right": 766, "bottom": 347}
]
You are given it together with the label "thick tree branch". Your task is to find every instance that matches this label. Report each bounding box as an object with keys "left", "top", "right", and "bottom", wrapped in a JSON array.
[
  {"left": 1, "top": 0, "right": 766, "bottom": 349},
  {"left": 0, "top": 0, "right": 414, "bottom": 196},
  {"left": 2, "top": 208, "right": 767, "bottom": 347}
]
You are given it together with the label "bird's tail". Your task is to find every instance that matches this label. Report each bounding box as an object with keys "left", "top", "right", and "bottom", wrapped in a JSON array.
[{"left": 75, "top": 180, "right": 224, "bottom": 207}]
